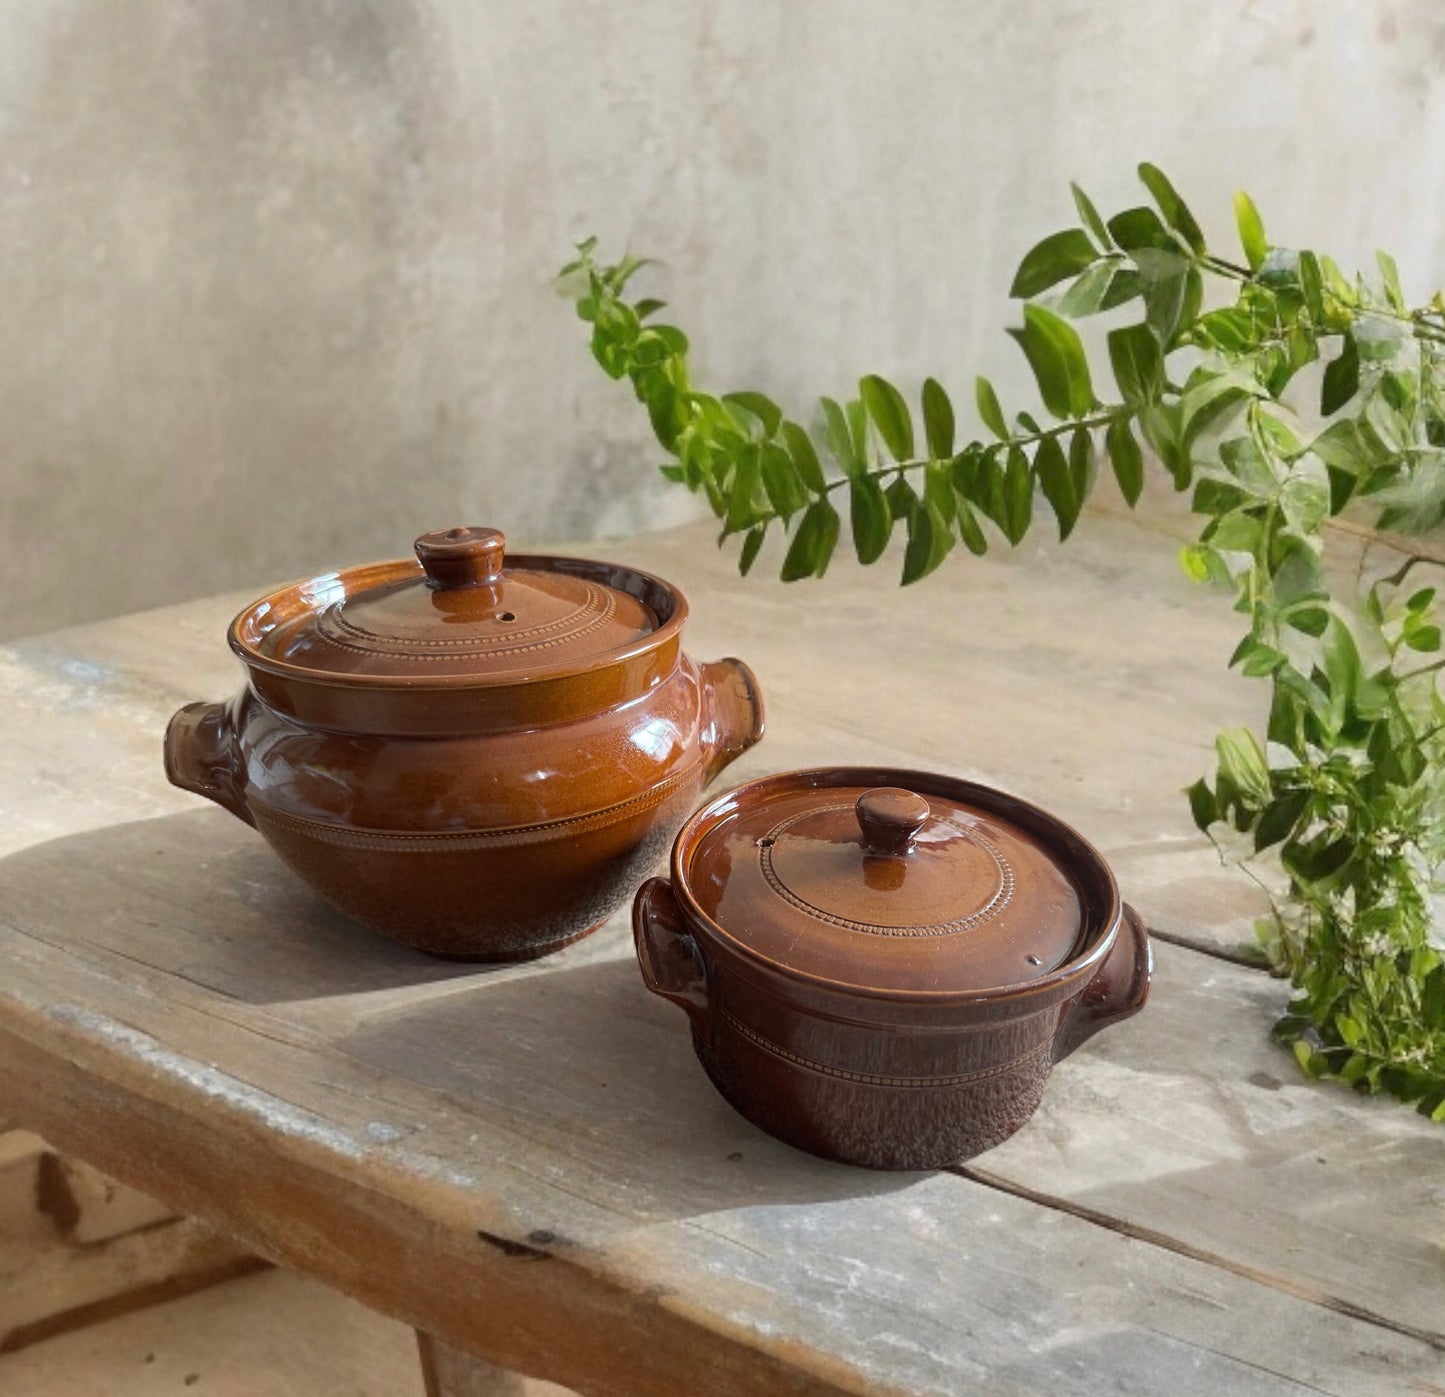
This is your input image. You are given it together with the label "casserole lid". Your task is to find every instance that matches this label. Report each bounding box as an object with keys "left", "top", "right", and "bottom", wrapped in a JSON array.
[
  {"left": 243, "top": 527, "right": 662, "bottom": 681},
  {"left": 679, "top": 768, "right": 1103, "bottom": 996}
]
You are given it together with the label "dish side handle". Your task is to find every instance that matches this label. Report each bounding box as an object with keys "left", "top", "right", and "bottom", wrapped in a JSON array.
[
  {"left": 1052, "top": 903, "right": 1152, "bottom": 1061},
  {"left": 163, "top": 699, "right": 254, "bottom": 827},
  {"left": 697, "top": 657, "right": 765, "bottom": 782},
  {"left": 633, "top": 876, "right": 710, "bottom": 1022}
]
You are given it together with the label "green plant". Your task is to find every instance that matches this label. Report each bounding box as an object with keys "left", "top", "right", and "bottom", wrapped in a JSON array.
[{"left": 557, "top": 165, "right": 1445, "bottom": 1115}]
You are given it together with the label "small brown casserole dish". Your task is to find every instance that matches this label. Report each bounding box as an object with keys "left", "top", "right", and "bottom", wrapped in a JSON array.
[{"left": 633, "top": 766, "right": 1150, "bottom": 1169}]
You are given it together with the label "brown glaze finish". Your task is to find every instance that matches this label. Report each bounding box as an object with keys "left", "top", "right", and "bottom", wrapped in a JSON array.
[
  {"left": 165, "top": 529, "right": 764, "bottom": 960},
  {"left": 633, "top": 767, "right": 1151, "bottom": 1169}
]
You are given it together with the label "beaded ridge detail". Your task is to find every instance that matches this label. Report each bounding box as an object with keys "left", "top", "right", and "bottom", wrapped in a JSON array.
[
  {"left": 721, "top": 1008, "right": 1048, "bottom": 1088},
  {"left": 757, "top": 803, "right": 1014, "bottom": 936},
  {"left": 316, "top": 576, "right": 617, "bottom": 661},
  {"left": 251, "top": 760, "right": 701, "bottom": 852}
]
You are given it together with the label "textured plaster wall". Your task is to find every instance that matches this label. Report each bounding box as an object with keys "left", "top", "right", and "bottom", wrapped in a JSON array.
[{"left": 2, "top": 0, "right": 1444, "bottom": 637}]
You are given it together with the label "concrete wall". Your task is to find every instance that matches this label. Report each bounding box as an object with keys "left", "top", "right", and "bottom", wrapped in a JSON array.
[{"left": 3, "top": 0, "right": 1443, "bottom": 638}]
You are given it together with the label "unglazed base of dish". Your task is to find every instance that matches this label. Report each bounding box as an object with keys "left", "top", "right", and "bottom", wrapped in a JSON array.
[
  {"left": 421, "top": 920, "right": 605, "bottom": 964},
  {"left": 246, "top": 772, "right": 697, "bottom": 961},
  {"left": 691, "top": 1021, "right": 1050, "bottom": 1170}
]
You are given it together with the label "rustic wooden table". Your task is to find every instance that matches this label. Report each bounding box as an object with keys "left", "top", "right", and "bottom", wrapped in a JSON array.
[{"left": 0, "top": 505, "right": 1441, "bottom": 1396}]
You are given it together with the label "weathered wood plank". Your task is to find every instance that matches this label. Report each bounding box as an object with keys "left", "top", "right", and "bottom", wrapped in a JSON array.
[
  {"left": 2, "top": 960, "right": 1438, "bottom": 1396},
  {"left": 0, "top": 810, "right": 1440, "bottom": 1393},
  {"left": 967, "top": 943, "right": 1445, "bottom": 1345},
  {"left": 3, "top": 511, "right": 1442, "bottom": 1394}
]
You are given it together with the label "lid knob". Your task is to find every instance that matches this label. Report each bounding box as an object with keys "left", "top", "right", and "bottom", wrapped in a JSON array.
[
  {"left": 415, "top": 527, "right": 505, "bottom": 591},
  {"left": 855, "top": 787, "right": 931, "bottom": 857}
]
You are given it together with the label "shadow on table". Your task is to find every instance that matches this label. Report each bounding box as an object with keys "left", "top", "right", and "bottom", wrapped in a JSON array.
[
  {"left": 1, "top": 809, "right": 924, "bottom": 1210},
  {"left": 0, "top": 809, "right": 488, "bottom": 999},
  {"left": 338, "top": 951, "right": 928, "bottom": 1216}
]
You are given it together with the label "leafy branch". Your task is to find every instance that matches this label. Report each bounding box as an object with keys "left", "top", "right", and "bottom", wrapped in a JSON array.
[{"left": 559, "top": 164, "right": 1445, "bottom": 1115}]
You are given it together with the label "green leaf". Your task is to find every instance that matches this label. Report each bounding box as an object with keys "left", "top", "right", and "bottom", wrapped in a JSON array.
[
  {"left": 820, "top": 396, "right": 864, "bottom": 478},
  {"left": 1321, "top": 617, "right": 1362, "bottom": 705},
  {"left": 1101, "top": 269, "right": 1144, "bottom": 310},
  {"left": 859, "top": 375, "right": 914, "bottom": 461},
  {"left": 1138, "top": 163, "right": 1204, "bottom": 253},
  {"left": 1234, "top": 191, "right": 1267, "bottom": 271},
  {"left": 1186, "top": 778, "right": 1218, "bottom": 831},
  {"left": 1207, "top": 512, "right": 1263, "bottom": 552},
  {"left": 780, "top": 499, "right": 840, "bottom": 582},
  {"left": 1181, "top": 369, "right": 1256, "bottom": 445},
  {"left": 1321, "top": 333, "right": 1360, "bottom": 415},
  {"left": 723, "top": 449, "right": 763, "bottom": 534},
  {"left": 1298, "top": 251, "right": 1326, "bottom": 323},
  {"left": 1135, "top": 249, "right": 1194, "bottom": 345},
  {"left": 975, "top": 451, "right": 1008, "bottom": 533},
  {"left": 1193, "top": 307, "right": 1257, "bottom": 353},
  {"left": 1291, "top": 1039, "right": 1323, "bottom": 1079},
  {"left": 1034, "top": 435, "right": 1080, "bottom": 541},
  {"left": 885, "top": 475, "right": 918, "bottom": 521},
  {"left": 849, "top": 478, "right": 891, "bottom": 565},
  {"left": 760, "top": 442, "right": 807, "bottom": 519},
  {"left": 1142, "top": 401, "right": 1191, "bottom": 489},
  {"left": 901, "top": 503, "right": 955, "bottom": 585},
  {"left": 1107, "top": 417, "right": 1144, "bottom": 506},
  {"left": 846, "top": 398, "right": 871, "bottom": 467},
  {"left": 923, "top": 457, "right": 955, "bottom": 524},
  {"left": 1377, "top": 250, "right": 1405, "bottom": 311},
  {"left": 782, "top": 421, "right": 827, "bottom": 494},
  {"left": 1071, "top": 183, "right": 1112, "bottom": 249},
  {"left": 955, "top": 498, "right": 988, "bottom": 556},
  {"left": 1216, "top": 727, "right": 1273, "bottom": 805},
  {"left": 922, "top": 378, "right": 955, "bottom": 460},
  {"left": 722, "top": 391, "right": 782, "bottom": 438},
  {"left": 1108, "top": 324, "right": 1165, "bottom": 408},
  {"left": 738, "top": 526, "right": 766, "bottom": 576},
  {"left": 1107, "top": 206, "right": 1174, "bottom": 252},
  {"left": 1010, "top": 229, "right": 1100, "bottom": 298},
  {"left": 1057, "top": 262, "right": 1120, "bottom": 318},
  {"left": 600, "top": 252, "right": 652, "bottom": 294},
  {"left": 1002, "top": 446, "right": 1033, "bottom": 545},
  {"left": 1009, "top": 305, "right": 1094, "bottom": 418},
  {"left": 975, "top": 376, "right": 1008, "bottom": 439},
  {"left": 1254, "top": 788, "right": 1310, "bottom": 850},
  {"left": 1180, "top": 544, "right": 1214, "bottom": 583}
]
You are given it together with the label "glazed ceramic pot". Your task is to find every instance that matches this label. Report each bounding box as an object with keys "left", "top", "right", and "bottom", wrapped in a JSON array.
[
  {"left": 633, "top": 766, "right": 1150, "bottom": 1169},
  {"left": 165, "top": 526, "right": 764, "bottom": 960}
]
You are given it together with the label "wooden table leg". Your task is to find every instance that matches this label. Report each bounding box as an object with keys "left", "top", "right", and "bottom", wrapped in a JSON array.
[{"left": 416, "top": 1331, "right": 536, "bottom": 1396}]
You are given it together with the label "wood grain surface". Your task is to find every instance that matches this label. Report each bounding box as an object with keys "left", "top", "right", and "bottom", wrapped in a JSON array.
[{"left": 1, "top": 505, "right": 1441, "bottom": 1395}]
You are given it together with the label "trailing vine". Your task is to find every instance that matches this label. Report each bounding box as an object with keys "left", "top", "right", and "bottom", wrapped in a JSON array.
[{"left": 557, "top": 165, "right": 1445, "bottom": 1115}]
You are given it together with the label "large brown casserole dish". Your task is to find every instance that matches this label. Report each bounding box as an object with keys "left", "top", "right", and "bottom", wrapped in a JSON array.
[
  {"left": 165, "top": 526, "right": 764, "bottom": 961},
  {"left": 633, "top": 766, "right": 1150, "bottom": 1169}
]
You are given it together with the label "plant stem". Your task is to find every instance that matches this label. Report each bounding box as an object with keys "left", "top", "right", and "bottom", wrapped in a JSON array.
[
  {"left": 822, "top": 410, "right": 1123, "bottom": 494},
  {"left": 1200, "top": 250, "right": 1445, "bottom": 346}
]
